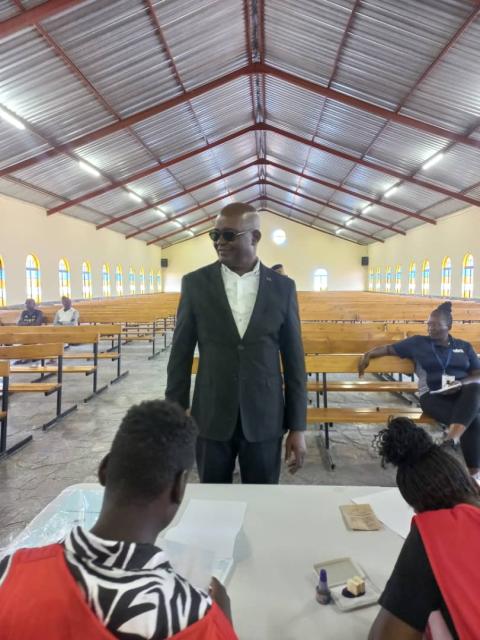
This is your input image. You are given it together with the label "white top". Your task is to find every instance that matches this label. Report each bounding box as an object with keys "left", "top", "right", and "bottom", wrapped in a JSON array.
[
  {"left": 221, "top": 260, "right": 260, "bottom": 338},
  {"left": 54, "top": 307, "right": 80, "bottom": 326}
]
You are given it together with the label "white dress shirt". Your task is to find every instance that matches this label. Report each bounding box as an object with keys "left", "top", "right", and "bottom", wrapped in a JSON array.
[{"left": 221, "top": 261, "right": 260, "bottom": 338}]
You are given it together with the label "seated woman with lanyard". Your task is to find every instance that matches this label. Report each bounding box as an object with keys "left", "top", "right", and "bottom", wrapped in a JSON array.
[
  {"left": 369, "top": 417, "right": 480, "bottom": 640},
  {"left": 359, "top": 301, "right": 480, "bottom": 478}
]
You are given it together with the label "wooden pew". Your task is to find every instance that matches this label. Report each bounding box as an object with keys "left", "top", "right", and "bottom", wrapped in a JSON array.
[
  {"left": 0, "top": 329, "right": 109, "bottom": 402},
  {"left": 0, "top": 359, "right": 34, "bottom": 458},
  {"left": 0, "top": 343, "right": 77, "bottom": 431}
]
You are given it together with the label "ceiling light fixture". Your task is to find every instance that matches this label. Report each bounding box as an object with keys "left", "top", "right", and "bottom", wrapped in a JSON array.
[
  {"left": 187, "top": 230, "right": 194, "bottom": 236},
  {"left": 172, "top": 220, "right": 182, "bottom": 228},
  {"left": 362, "top": 204, "right": 372, "bottom": 213},
  {"left": 335, "top": 229, "right": 342, "bottom": 235},
  {"left": 345, "top": 219, "right": 353, "bottom": 226},
  {"left": 0, "top": 106, "right": 25, "bottom": 130},
  {"left": 422, "top": 153, "right": 444, "bottom": 170},
  {"left": 78, "top": 160, "right": 100, "bottom": 177},
  {"left": 156, "top": 208, "right": 166, "bottom": 218},
  {"left": 128, "top": 191, "right": 142, "bottom": 203},
  {"left": 384, "top": 185, "right": 398, "bottom": 198}
]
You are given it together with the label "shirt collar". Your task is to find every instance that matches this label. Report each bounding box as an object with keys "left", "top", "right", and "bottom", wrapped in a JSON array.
[
  {"left": 221, "top": 260, "right": 260, "bottom": 278},
  {"left": 64, "top": 526, "right": 170, "bottom": 571}
]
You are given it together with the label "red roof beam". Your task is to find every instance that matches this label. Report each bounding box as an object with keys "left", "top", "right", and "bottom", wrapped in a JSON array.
[
  {"left": 265, "top": 196, "right": 383, "bottom": 243},
  {"left": 96, "top": 160, "right": 259, "bottom": 230},
  {"left": 47, "top": 125, "right": 258, "bottom": 214},
  {"left": 0, "top": 0, "right": 86, "bottom": 39},
  {"left": 263, "top": 178, "right": 405, "bottom": 234},
  {"left": 135, "top": 182, "right": 259, "bottom": 240}
]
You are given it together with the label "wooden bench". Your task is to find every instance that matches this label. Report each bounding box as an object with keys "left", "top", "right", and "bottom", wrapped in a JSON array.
[
  {"left": 0, "top": 329, "right": 109, "bottom": 402},
  {"left": 0, "top": 360, "right": 31, "bottom": 458},
  {"left": 0, "top": 344, "right": 77, "bottom": 431},
  {"left": 304, "top": 354, "right": 436, "bottom": 469}
]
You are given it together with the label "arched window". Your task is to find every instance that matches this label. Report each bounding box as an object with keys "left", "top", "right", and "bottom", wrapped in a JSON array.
[
  {"left": 115, "top": 266, "right": 123, "bottom": 296},
  {"left": 157, "top": 270, "right": 162, "bottom": 292},
  {"left": 375, "top": 267, "right": 381, "bottom": 291},
  {"left": 395, "top": 265, "right": 402, "bottom": 293},
  {"left": 421, "top": 260, "right": 430, "bottom": 296},
  {"left": 82, "top": 261, "right": 92, "bottom": 299},
  {"left": 0, "top": 256, "right": 6, "bottom": 306},
  {"left": 385, "top": 267, "right": 392, "bottom": 292},
  {"left": 102, "top": 263, "right": 111, "bottom": 297},
  {"left": 462, "top": 253, "right": 474, "bottom": 299},
  {"left": 313, "top": 268, "right": 328, "bottom": 291},
  {"left": 26, "top": 254, "right": 41, "bottom": 302},
  {"left": 58, "top": 258, "right": 71, "bottom": 297},
  {"left": 408, "top": 262, "right": 416, "bottom": 294},
  {"left": 441, "top": 257, "right": 452, "bottom": 297},
  {"left": 368, "top": 268, "right": 374, "bottom": 291},
  {"left": 139, "top": 267, "right": 146, "bottom": 294},
  {"left": 149, "top": 269, "right": 154, "bottom": 292},
  {"left": 129, "top": 267, "right": 136, "bottom": 295}
]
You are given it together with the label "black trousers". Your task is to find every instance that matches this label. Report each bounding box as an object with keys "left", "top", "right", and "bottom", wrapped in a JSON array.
[
  {"left": 420, "top": 383, "right": 480, "bottom": 469},
  {"left": 196, "top": 416, "right": 283, "bottom": 484}
]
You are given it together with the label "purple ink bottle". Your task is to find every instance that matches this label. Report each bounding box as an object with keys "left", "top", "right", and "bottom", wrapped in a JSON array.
[{"left": 316, "top": 568, "right": 331, "bottom": 604}]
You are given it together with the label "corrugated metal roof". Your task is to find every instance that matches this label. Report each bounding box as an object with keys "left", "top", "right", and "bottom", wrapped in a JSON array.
[{"left": 1, "top": 0, "right": 479, "bottom": 246}]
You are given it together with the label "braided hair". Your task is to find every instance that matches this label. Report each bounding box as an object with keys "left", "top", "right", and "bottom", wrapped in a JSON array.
[
  {"left": 373, "top": 417, "right": 480, "bottom": 513},
  {"left": 433, "top": 301, "right": 453, "bottom": 329}
]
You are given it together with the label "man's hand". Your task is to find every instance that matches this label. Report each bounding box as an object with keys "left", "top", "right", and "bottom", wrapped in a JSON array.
[
  {"left": 358, "top": 354, "right": 370, "bottom": 377},
  {"left": 285, "top": 430, "right": 306, "bottom": 474},
  {"left": 209, "top": 577, "right": 232, "bottom": 622}
]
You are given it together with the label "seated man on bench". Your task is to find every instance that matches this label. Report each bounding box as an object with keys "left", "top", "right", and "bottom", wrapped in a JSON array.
[
  {"left": 0, "top": 400, "right": 237, "bottom": 640},
  {"left": 54, "top": 296, "right": 80, "bottom": 326},
  {"left": 17, "top": 299, "right": 44, "bottom": 326}
]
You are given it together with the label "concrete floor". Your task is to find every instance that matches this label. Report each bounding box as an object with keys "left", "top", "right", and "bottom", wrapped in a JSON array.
[{"left": 0, "top": 337, "right": 404, "bottom": 546}]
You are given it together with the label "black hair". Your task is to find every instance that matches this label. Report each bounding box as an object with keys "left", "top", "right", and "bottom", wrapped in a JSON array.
[
  {"left": 432, "top": 301, "right": 453, "bottom": 328},
  {"left": 373, "top": 417, "right": 480, "bottom": 512},
  {"left": 271, "top": 264, "right": 284, "bottom": 271},
  {"left": 105, "top": 400, "right": 197, "bottom": 502}
]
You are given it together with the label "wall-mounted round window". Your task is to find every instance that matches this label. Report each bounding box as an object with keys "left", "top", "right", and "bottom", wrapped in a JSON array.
[{"left": 272, "top": 229, "right": 286, "bottom": 245}]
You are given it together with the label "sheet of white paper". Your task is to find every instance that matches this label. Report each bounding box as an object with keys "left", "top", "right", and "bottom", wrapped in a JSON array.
[
  {"left": 164, "top": 499, "right": 246, "bottom": 558},
  {"left": 352, "top": 488, "right": 414, "bottom": 539}
]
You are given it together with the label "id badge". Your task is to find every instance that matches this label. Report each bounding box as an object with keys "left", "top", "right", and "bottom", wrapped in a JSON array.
[{"left": 442, "top": 374, "right": 456, "bottom": 388}]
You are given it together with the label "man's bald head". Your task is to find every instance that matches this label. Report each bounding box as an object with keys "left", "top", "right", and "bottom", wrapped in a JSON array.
[
  {"left": 212, "top": 202, "right": 262, "bottom": 274},
  {"left": 217, "top": 202, "right": 260, "bottom": 231}
]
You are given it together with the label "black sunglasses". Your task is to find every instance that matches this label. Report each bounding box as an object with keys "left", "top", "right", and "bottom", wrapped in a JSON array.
[{"left": 208, "top": 229, "right": 251, "bottom": 242}]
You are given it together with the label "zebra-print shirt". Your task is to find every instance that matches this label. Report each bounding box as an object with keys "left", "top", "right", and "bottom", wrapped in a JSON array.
[{"left": 0, "top": 526, "right": 212, "bottom": 639}]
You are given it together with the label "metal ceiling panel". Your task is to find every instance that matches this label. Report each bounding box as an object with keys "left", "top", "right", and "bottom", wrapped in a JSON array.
[
  {"left": 0, "top": 1, "right": 19, "bottom": 21},
  {"left": 314, "top": 100, "right": 387, "bottom": 155},
  {"left": 304, "top": 146, "right": 356, "bottom": 182},
  {"left": 379, "top": 182, "right": 447, "bottom": 213},
  {"left": 344, "top": 164, "right": 395, "bottom": 196},
  {"left": 209, "top": 134, "right": 257, "bottom": 171},
  {"left": 85, "top": 189, "right": 141, "bottom": 217},
  {"left": 366, "top": 122, "right": 449, "bottom": 173},
  {"left": 75, "top": 131, "right": 157, "bottom": 180},
  {"left": 153, "top": 0, "right": 247, "bottom": 90},
  {"left": 266, "top": 132, "right": 310, "bottom": 168},
  {"left": 12, "top": 154, "right": 110, "bottom": 199},
  {"left": 265, "top": 0, "right": 356, "bottom": 85},
  {"left": 189, "top": 77, "right": 253, "bottom": 139},
  {"left": 132, "top": 103, "right": 207, "bottom": 161},
  {"left": 402, "top": 18, "right": 480, "bottom": 132},
  {"left": 0, "top": 176, "right": 60, "bottom": 209},
  {"left": 45, "top": 0, "right": 181, "bottom": 118},
  {"left": 265, "top": 75, "right": 326, "bottom": 138},
  {"left": 331, "top": 0, "right": 473, "bottom": 109},
  {"left": 125, "top": 169, "right": 188, "bottom": 202},
  {"left": 425, "top": 199, "right": 469, "bottom": 220},
  {"left": 417, "top": 144, "right": 480, "bottom": 191},
  {"left": 0, "top": 30, "right": 114, "bottom": 144},
  {"left": 167, "top": 153, "right": 220, "bottom": 187},
  {"left": 0, "top": 121, "right": 50, "bottom": 170}
]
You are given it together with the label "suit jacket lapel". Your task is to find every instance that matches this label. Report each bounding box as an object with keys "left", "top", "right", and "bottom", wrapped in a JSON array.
[
  {"left": 243, "top": 262, "right": 269, "bottom": 342},
  {"left": 210, "top": 262, "right": 241, "bottom": 341}
]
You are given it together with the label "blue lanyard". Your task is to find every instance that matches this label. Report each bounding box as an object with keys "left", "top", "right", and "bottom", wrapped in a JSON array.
[{"left": 431, "top": 341, "right": 453, "bottom": 374}]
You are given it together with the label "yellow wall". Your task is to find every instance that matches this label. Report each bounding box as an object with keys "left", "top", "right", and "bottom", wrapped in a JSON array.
[
  {"left": 0, "top": 194, "right": 162, "bottom": 305},
  {"left": 368, "top": 206, "right": 480, "bottom": 298},
  {"left": 162, "top": 210, "right": 367, "bottom": 291}
]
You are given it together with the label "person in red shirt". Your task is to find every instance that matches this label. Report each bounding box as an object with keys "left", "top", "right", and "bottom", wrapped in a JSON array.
[
  {"left": 0, "top": 400, "right": 237, "bottom": 640},
  {"left": 369, "top": 417, "right": 480, "bottom": 640}
]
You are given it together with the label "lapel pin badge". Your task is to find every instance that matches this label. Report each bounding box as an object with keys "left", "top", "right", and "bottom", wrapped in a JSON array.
[{"left": 266, "top": 276, "right": 272, "bottom": 281}]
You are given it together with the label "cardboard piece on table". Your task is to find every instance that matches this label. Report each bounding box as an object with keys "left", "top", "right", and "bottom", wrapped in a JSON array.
[{"left": 339, "top": 503, "right": 382, "bottom": 531}]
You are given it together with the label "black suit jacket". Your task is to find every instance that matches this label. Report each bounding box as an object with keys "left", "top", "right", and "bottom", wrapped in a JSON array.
[{"left": 165, "top": 261, "right": 307, "bottom": 442}]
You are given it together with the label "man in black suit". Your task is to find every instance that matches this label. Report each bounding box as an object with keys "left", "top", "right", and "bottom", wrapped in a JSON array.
[{"left": 166, "top": 203, "right": 307, "bottom": 484}]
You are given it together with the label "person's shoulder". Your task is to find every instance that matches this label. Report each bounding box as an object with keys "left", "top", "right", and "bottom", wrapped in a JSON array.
[
  {"left": 184, "top": 262, "right": 218, "bottom": 283},
  {"left": 453, "top": 336, "right": 474, "bottom": 350},
  {"left": 263, "top": 265, "right": 295, "bottom": 288}
]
